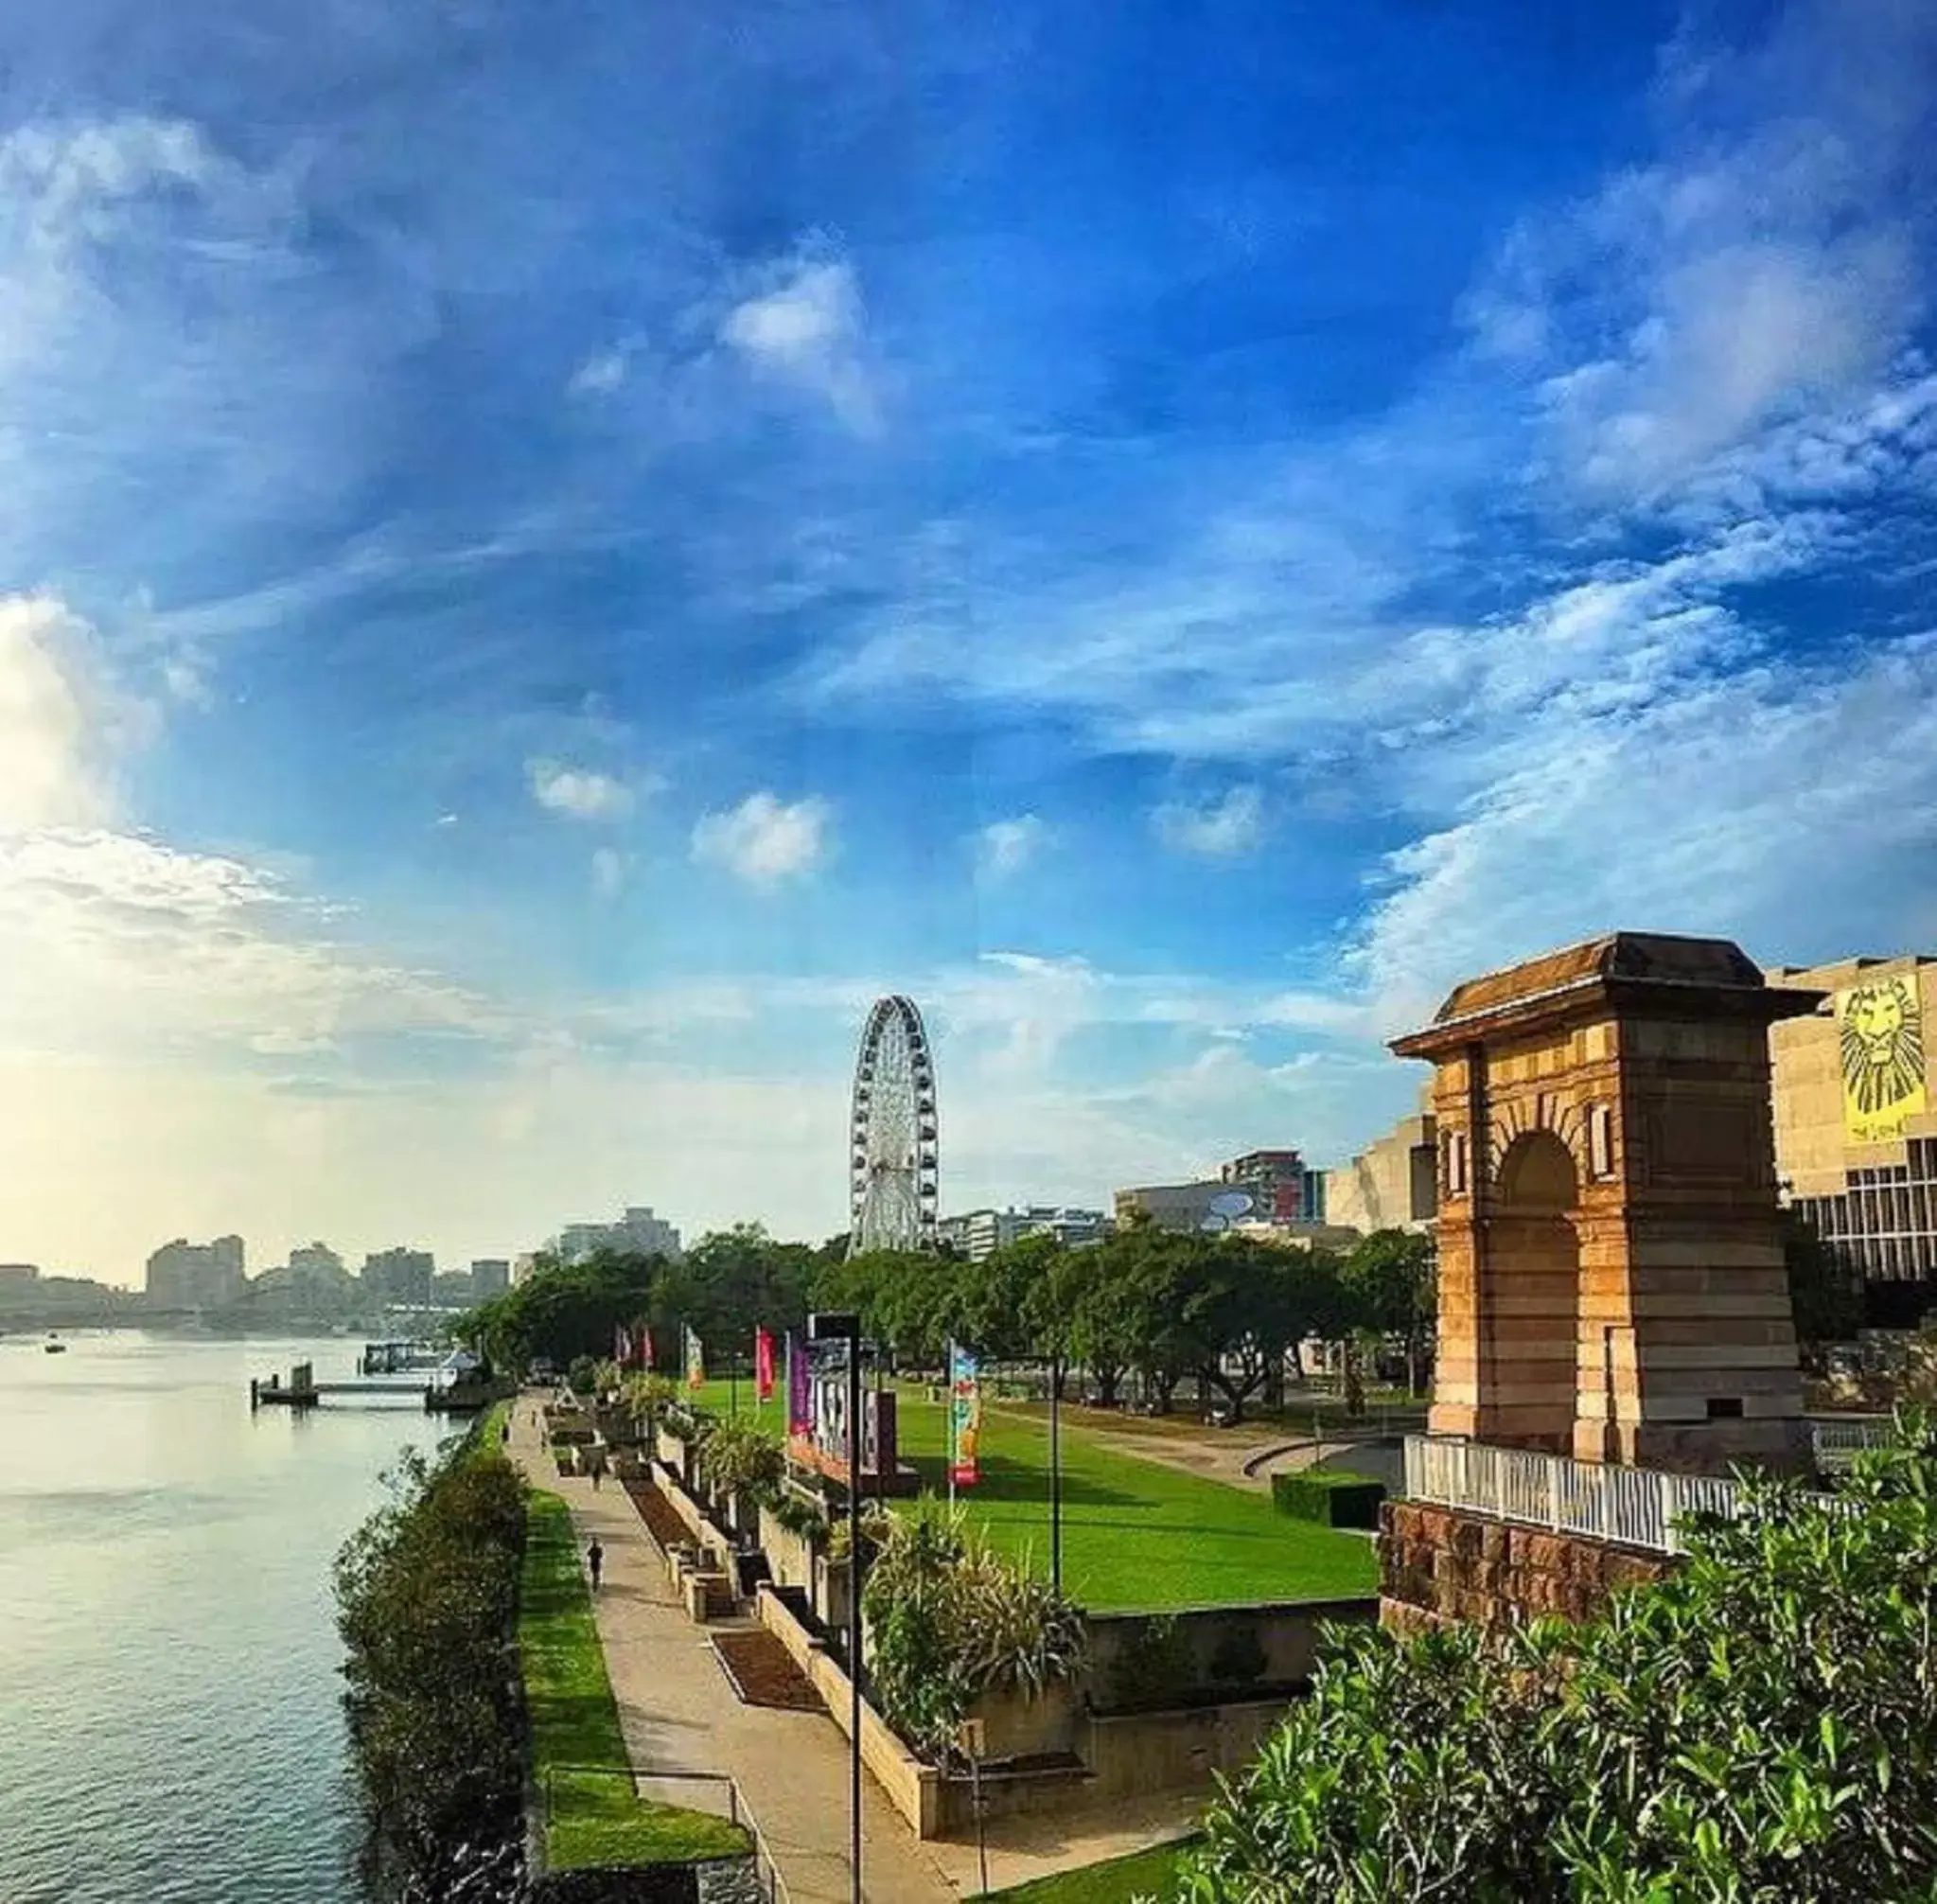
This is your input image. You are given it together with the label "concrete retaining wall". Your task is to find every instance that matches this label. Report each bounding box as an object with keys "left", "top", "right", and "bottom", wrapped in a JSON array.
[
  {"left": 1085, "top": 1598, "right": 1377, "bottom": 1715},
  {"left": 1084, "top": 1699, "right": 1291, "bottom": 1801},
  {"left": 755, "top": 1583, "right": 942, "bottom": 1839},
  {"left": 755, "top": 1505, "right": 818, "bottom": 1595},
  {"left": 1379, "top": 1498, "right": 1675, "bottom": 1631}
]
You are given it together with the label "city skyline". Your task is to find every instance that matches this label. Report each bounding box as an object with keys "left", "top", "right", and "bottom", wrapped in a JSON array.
[{"left": 2, "top": 0, "right": 1934, "bottom": 1277}]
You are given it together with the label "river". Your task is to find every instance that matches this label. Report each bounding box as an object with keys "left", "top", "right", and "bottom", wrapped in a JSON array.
[{"left": 0, "top": 1330, "right": 444, "bottom": 1904}]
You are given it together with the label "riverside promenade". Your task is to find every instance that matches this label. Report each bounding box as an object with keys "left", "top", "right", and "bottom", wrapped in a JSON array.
[{"left": 507, "top": 1405, "right": 1196, "bottom": 1902}]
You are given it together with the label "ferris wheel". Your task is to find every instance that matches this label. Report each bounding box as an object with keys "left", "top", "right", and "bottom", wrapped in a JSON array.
[{"left": 849, "top": 995, "right": 940, "bottom": 1257}]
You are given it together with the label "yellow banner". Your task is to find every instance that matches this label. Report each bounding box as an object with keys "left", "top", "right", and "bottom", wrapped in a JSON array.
[{"left": 1839, "top": 976, "right": 1927, "bottom": 1144}]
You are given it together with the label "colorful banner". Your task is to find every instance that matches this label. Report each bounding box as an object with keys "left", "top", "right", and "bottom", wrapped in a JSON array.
[
  {"left": 638, "top": 1321, "right": 654, "bottom": 1371},
  {"left": 786, "top": 1332, "right": 812, "bottom": 1438},
  {"left": 949, "top": 1342, "right": 981, "bottom": 1489},
  {"left": 613, "top": 1322, "right": 631, "bottom": 1368},
  {"left": 755, "top": 1327, "right": 775, "bottom": 1403},
  {"left": 684, "top": 1324, "right": 706, "bottom": 1391},
  {"left": 1840, "top": 976, "right": 1928, "bottom": 1144}
]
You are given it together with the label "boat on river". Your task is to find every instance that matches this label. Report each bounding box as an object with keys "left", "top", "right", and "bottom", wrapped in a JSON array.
[{"left": 44, "top": 1333, "right": 66, "bottom": 1354}]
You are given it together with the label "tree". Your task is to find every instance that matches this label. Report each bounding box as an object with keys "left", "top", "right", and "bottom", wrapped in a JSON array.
[
  {"left": 1197, "top": 1239, "right": 1353, "bottom": 1425},
  {"left": 1784, "top": 1210, "right": 1861, "bottom": 1370},
  {"left": 1342, "top": 1228, "right": 1435, "bottom": 1398},
  {"left": 1188, "top": 1416, "right": 1937, "bottom": 1903}
]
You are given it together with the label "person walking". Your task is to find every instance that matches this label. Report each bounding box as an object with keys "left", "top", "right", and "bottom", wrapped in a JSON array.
[
  {"left": 587, "top": 1538, "right": 604, "bottom": 1592},
  {"left": 591, "top": 1458, "right": 602, "bottom": 1491}
]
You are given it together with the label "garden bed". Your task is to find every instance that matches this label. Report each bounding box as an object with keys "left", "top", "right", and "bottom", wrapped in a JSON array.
[
  {"left": 623, "top": 1476, "right": 696, "bottom": 1555},
  {"left": 710, "top": 1629, "right": 827, "bottom": 1713}
]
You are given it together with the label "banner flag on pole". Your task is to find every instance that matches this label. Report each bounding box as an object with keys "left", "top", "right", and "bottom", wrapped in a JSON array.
[
  {"left": 786, "top": 1332, "right": 812, "bottom": 1437},
  {"left": 755, "top": 1327, "right": 775, "bottom": 1403},
  {"left": 949, "top": 1342, "right": 982, "bottom": 1489},
  {"left": 639, "top": 1322, "right": 654, "bottom": 1371},
  {"left": 684, "top": 1324, "right": 706, "bottom": 1390},
  {"left": 614, "top": 1322, "right": 631, "bottom": 1368}
]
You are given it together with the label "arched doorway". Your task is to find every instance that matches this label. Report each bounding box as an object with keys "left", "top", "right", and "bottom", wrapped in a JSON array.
[{"left": 1485, "top": 1131, "right": 1581, "bottom": 1453}]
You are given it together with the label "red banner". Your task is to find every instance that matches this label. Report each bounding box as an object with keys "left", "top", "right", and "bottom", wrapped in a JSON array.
[
  {"left": 755, "top": 1327, "right": 775, "bottom": 1402},
  {"left": 639, "top": 1323, "right": 654, "bottom": 1371}
]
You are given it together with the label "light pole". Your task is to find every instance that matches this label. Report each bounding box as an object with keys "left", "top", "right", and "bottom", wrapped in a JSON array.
[
  {"left": 810, "top": 1310, "right": 863, "bottom": 1904},
  {"left": 1049, "top": 1351, "right": 1063, "bottom": 1596}
]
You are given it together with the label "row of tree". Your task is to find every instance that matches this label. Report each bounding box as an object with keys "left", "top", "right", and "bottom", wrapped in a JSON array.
[{"left": 459, "top": 1219, "right": 1435, "bottom": 1425}]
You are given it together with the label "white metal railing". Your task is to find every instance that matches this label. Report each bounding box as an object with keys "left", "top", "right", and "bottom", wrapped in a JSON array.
[
  {"left": 1402, "top": 1436, "right": 1741, "bottom": 1556},
  {"left": 1810, "top": 1417, "right": 1893, "bottom": 1466}
]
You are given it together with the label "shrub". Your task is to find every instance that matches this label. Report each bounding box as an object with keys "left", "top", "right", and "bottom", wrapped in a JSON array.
[
  {"left": 1271, "top": 1469, "right": 1385, "bottom": 1530},
  {"left": 566, "top": 1354, "right": 598, "bottom": 1395},
  {"left": 1188, "top": 1413, "right": 1937, "bottom": 1904},
  {"left": 862, "top": 1499, "right": 1085, "bottom": 1759},
  {"left": 335, "top": 1420, "right": 527, "bottom": 1896},
  {"left": 768, "top": 1489, "right": 830, "bottom": 1543},
  {"left": 699, "top": 1416, "right": 785, "bottom": 1500}
]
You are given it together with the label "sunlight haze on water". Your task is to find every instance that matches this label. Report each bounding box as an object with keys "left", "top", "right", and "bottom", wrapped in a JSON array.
[{"left": 0, "top": 1332, "right": 438, "bottom": 1903}]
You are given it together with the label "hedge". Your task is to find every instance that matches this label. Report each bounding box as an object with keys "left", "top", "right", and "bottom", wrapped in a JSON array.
[{"left": 1271, "top": 1469, "right": 1384, "bottom": 1530}]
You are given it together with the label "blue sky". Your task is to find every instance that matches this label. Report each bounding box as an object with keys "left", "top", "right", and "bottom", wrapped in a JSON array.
[{"left": 1, "top": 0, "right": 1933, "bottom": 1278}]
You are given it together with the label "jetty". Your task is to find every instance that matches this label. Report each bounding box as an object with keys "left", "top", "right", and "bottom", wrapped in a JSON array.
[{"left": 250, "top": 1359, "right": 509, "bottom": 1415}]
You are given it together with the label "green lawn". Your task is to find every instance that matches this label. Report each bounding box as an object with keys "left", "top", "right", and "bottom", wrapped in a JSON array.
[
  {"left": 683, "top": 1381, "right": 1377, "bottom": 1612},
  {"left": 988, "top": 1836, "right": 1198, "bottom": 1904},
  {"left": 519, "top": 1490, "right": 749, "bottom": 1870}
]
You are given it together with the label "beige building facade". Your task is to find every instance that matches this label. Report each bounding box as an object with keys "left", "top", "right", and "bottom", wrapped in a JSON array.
[
  {"left": 1323, "top": 1088, "right": 1437, "bottom": 1237},
  {"left": 1767, "top": 954, "right": 1937, "bottom": 1313}
]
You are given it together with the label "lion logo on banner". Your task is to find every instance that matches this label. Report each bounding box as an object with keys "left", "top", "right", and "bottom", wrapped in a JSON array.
[{"left": 1840, "top": 977, "right": 1927, "bottom": 1141}]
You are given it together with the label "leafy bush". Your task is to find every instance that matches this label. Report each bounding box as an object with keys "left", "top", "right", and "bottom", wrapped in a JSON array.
[
  {"left": 1271, "top": 1469, "right": 1385, "bottom": 1530},
  {"left": 862, "top": 1499, "right": 1085, "bottom": 1759},
  {"left": 1188, "top": 1414, "right": 1937, "bottom": 1904},
  {"left": 621, "top": 1371, "right": 678, "bottom": 1434},
  {"left": 699, "top": 1416, "right": 785, "bottom": 1499},
  {"left": 768, "top": 1488, "right": 830, "bottom": 1543},
  {"left": 335, "top": 1418, "right": 527, "bottom": 1896},
  {"left": 566, "top": 1353, "right": 598, "bottom": 1395}
]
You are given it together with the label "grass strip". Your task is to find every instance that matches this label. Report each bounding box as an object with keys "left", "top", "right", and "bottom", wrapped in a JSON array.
[
  {"left": 987, "top": 1835, "right": 1199, "bottom": 1904},
  {"left": 519, "top": 1490, "right": 749, "bottom": 1870}
]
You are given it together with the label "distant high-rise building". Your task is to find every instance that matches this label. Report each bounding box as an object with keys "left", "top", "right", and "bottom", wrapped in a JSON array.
[
  {"left": 431, "top": 1270, "right": 475, "bottom": 1306},
  {"left": 1118, "top": 1150, "right": 1329, "bottom": 1237},
  {"left": 361, "top": 1246, "right": 435, "bottom": 1306},
  {"left": 470, "top": 1259, "right": 511, "bottom": 1299},
  {"left": 289, "top": 1242, "right": 345, "bottom": 1281},
  {"left": 554, "top": 1205, "right": 681, "bottom": 1263},
  {"left": 512, "top": 1251, "right": 541, "bottom": 1286},
  {"left": 1221, "top": 1150, "right": 1328, "bottom": 1225},
  {"left": 146, "top": 1236, "right": 247, "bottom": 1309}
]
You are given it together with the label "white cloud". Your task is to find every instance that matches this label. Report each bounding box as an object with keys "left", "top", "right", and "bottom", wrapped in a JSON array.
[
  {"left": 1346, "top": 629, "right": 1937, "bottom": 1033},
  {"left": 691, "top": 791, "right": 832, "bottom": 888},
  {"left": 974, "top": 814, "right": 1047, "bottom": 882},
  {"left": 590, "top": 847, "right": 629, "bottom": 899},
  {"left": 0, "top": 829, "right": 502, "bottom": 1060},
  {"left": 527, "top": 759, "right": 636, "bottom": 822},
  {"left": 1153, "top": 786, "right": 1266, "bottom": 857},
  {"left": 568, "top": 348, "right": 628, "bottom": 397},
  {"left": 719, "top": 254, "right": 879, "bottom": 433},
  {"left": 1473, "top": 1, "right": 1936, "bottom": 501},
  {"left": 0, "top": 593, "right": 125, "bottom": 830}
]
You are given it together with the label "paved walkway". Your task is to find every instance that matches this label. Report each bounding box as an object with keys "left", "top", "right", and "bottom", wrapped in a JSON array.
[{"left": 510, "top": 1403, "right": 1198, "bottom": 1902}]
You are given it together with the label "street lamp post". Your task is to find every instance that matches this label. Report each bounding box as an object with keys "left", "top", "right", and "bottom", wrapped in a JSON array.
[
  {"left": 810, "top": 1310, "right": 863, "bottom": 1904},
  {"left": 1049, "top": 1352, "right": 1063, "bottom": 1596}
]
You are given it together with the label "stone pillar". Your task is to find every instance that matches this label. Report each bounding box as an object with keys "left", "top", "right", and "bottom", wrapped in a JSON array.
[{"left": 1393, "top": 934, "right": 1822, "bottom": 1476}]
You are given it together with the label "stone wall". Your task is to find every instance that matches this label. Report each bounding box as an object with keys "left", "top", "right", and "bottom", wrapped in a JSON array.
[
  {"left": 1086, "top": 1598, "right": 1377, "bottom": 1715},
  {"left": 1379, "top": 1499, "right": 1673, "bottom": 1631}
]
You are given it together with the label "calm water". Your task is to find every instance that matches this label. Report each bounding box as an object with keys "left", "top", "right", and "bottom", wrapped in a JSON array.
[{"left": 0, "top": 1331, "right": 442, "bottom": 1903}]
